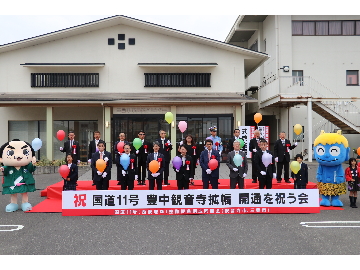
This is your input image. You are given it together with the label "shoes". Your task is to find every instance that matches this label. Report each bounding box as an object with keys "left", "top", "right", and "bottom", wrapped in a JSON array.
[
  {"left": 252, "top": 180, "right": 257, "bottom": 183},
  {"left": 190, "top": 181, "right": 194, "bottom": 186},
  {"left": 21, "top": 202, "right": 32, "bottom": 212},
  {"left": 285, "top": 180, "right": 291, "bottom": 183},
  {"left": 117, "top": 182, "right": 121, "bottom": 185},
  {"left": 92, "top": 183, "right": 95, "bottom": 186},
  {"left": 277, "top": 180, "right": 281, "bottom": 183},
  {"left": 167, "top": 183, "right": 170, "bottom": 185},
  {"left": 5, "top": 203, "right": 19, "bottom": 212},
  {"left": 137, "top": 182, "right": 141, "bottom": 185}
]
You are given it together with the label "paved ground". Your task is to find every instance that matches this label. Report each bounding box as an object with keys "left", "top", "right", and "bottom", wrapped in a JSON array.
[{"left": 1, "top": 161, "right": 360, "bottom": 257}]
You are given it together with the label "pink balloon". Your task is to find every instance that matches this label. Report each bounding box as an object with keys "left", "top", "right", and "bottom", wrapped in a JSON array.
[
  {"left": 262, "top": 152, "right": 273, "bottom": 168},
  {"left": 178, "top": 121, "right": 187, "bottom": 133}
]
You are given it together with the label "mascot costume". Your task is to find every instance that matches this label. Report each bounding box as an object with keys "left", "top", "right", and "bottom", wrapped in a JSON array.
[
  {"left": 314, "top": 130, "right": 349, "bottom": 207},
  {"left": 0, "top": 139, "right": 37, "bottom": 212}
]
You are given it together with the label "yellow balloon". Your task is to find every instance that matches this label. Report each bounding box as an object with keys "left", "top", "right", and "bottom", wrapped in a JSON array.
[
  {"left": 290, "top": 161, "right": 300, "bottom": 174},
  {"left": 165, "top": 112, "right": 173, "bottom": 124},
  {"left": 294, "top": 124, "right": 302, "bottom": 135}
]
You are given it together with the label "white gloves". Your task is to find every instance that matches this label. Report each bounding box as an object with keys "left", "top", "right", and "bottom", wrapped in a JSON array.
[
  {"left": 233, "top": 168, "right": 238, "bottom": 172},
  {"left": 88, "top": 159, "right": 91, "bottom": 163},
  {"left": 176, "top": 169, "right": 179, "bottom": 172},
  {"left": 135, "top": 175, "right": 138, "bottom": 180},
  {"left": 77, "top": 160, "right": 80, "bottom": 164},
  {"left": 97, "top": 171, "right": 102, "bottom": 175},
  {"left": 273, "top": 173, "right": 277, "bottom": 179},
  {"left": 104, "top": 157, "right": 109, "bottom": 162},
  {"left": 275, "top": 157, "right": 278, "bottom": 162},
  {"left": 260, "top": 171, "right": 266, "bottom": 176},
  {"left": 252, "top": 149, "right": 257, "bottom": 152},
  {"left": 294, "top": 142, "right": 298, "bottom": 146},
  {"left": 179, "top": 141, "right": 183, "bottom": 145},
  {"left": 136, "top": 150, "right": 139, "bottom": 154},
  {"left": 219, "top": 151, "right": 222, "bottom": 157},
  {"left": 59, "top": 147, "right": 63, "bottom": 151},
  {"left": 206, "top": 169, "right": 212, "bottom": 174},
  {"left": 102, "top": 172, "right": 107, "bottom": 178},
  {"left": 243, "top": 173, "right": 247, "bottom": 178},
  {"left": 189, "top": 178, "right": 193, "bottom": 181},
  {"left": 122, "top": 170, "right": 126, "bottom": 176},
  {"left": 167, "top": 140, "right": 171, "bottom": 145},
  {"left": 151, "top": 173, "right": 160, "bottom": 177}
]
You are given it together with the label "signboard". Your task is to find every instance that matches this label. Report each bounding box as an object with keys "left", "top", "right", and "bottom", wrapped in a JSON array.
[
  {"left": 239, "top": 126, "right": 270, "bottom": 158},
  {"left": 62, "top": 189, "right": 319, "bottom": 216}
]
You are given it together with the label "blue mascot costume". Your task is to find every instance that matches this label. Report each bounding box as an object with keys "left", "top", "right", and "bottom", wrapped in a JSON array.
[{"left": 314, "top": 130, "right": 349, "bottom": 207}]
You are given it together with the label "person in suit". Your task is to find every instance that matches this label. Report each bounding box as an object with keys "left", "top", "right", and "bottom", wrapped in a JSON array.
[
  {"left": 173, "top": 145, "right": 194, "bottom": 190},
  {"left": 136, "top": 130, "right": 153, "bottom": 186},
  {"left": 156, "top": 130, "right": 172, "bottom": 185},
  {"left": 291, "top": 154, "right": 308, "bottom": 189},
  {"left": 226, "top": 141, "right": 248, "bottom": 189},
  {"left": 274, "top": 131, "right": 297, "bottom": 183},
  {"left": 116, "top": 144, "right": 138, "bottom": 190},
  {"left": 227, "top": 128, "right": 241, "bottom": 153},
  {"left": 200, "top": 139, "right": 221, "bottom": 189},
  {"left": 249, "top": 129, "right": 263, "bottom": 183},
  {"left": 254, "top": 139, "right": 276, "bottom": 189},
  {"left": 87, "top": 131, "right": 105, "bottom": 186},
  {"left": 62, "top": 154, "right": 78, "bottom": 191},
  {"left": 114, "top": 132, "right": 129, "bottom": 186},
  {"left": 91, "top": 141, "right": 112, "bottom": 190},
  {"left": 179, "top": 134, "right": 200, "bottom": 185},
  {"left": 146, "top": 141, "right": 165, "bottom": 190},
  {"left": 59, "top": 131, "right": 80, "bottom": 164}
]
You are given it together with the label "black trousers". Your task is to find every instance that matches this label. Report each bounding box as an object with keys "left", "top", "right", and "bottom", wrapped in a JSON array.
[
  {"left": 230, "top": 176, "right": 244, "bottom": 189},
  {"left": 276, "top": 160, "right": 290, "bottom": 181},
  {"left": 259, "top": 176, "right": 272, "bottom": 189},
  {"left": 138, "top": 159, "right": 146, "bottom": 182},
  {"left": 149, "top": 178, "right": 163, "bottom": 190},
  {"left": 202, "top": 175, "right": 218, "bottom": 189},
  {"left": 251, "top": 158, "right": 258, "bottom": 181},
  {"left": 163, "top": 160, "right": 170, "bottom": 185},
  {"left": 121, "top": 174, "right": 134, "bottom": 190},
  {"left": 177, "top": 175, "right": 190, "bottom": 190},
  {"left": 95, "top": 179, "right": 109, "bottom": 190},
  {"left": 294, "top": 183, "right": 307, "bottom": 189}
]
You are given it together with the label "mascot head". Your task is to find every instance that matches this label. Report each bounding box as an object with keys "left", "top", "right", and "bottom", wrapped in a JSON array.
[
  {"left": 0, "top": 139, "right": 36, "bottom": 167},
  {"left": 313, "top": 130, "right": 350, "bottom": 166}
]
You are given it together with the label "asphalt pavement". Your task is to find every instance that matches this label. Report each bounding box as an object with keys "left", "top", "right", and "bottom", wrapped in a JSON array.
[{"left": 1, "top": 161, "right": 360, "bottom": 256}]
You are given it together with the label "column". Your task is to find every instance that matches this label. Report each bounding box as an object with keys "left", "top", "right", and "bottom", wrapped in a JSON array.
[
  {"left": 307, "top": 98, "right": 312, "bottom": 162},
  {"left": 104, "top": 106, "right": 111, "bottom": 152},
  {"left": 235, "top": 104, "right": 242, "bottom": 128},
  {"left": 46, "top": 107, "right": 53, "bottom": 161},
  {"left": 170, "top": 105, "right": 177, "bottom": 159}
]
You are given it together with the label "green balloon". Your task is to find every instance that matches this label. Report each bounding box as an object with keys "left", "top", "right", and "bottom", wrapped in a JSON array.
[
  {"left": 133, "top": 138, "right": 142, "bottom": 150},
  {"left": 237, "top": 138, "right": 245, "bottom": 148}
]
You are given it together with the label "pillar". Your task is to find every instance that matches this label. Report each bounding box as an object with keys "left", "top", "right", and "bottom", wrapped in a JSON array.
[
  {"left": 307, "top": 98, "right": 313, "bottom": 162},
  {"left": 104, "top": 106, "right": 111, "bottom": 151},
  {"left": 171, "top": 105, "right": 177, "bottom": 159},
  {"left": 46, "top": 107, "right": 53, "bottom": 161},
  {"left": 235, "top": 104, "right": 242, "bottom": 128}
]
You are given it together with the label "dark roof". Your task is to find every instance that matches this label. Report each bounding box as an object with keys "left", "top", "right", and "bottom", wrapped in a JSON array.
[{"left": 0, "top": 15, "right": 268, "bottom": 56}]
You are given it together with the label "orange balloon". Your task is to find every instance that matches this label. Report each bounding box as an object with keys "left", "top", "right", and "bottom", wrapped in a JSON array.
[
  {"left": 357, "top": 147, "right": 360, "bottom": 156},
  {"left": 96, "top": 159, "right": 106, "bottom": 172},
  {"left": 254, "top": 113, "right": 262, "bottom": 124},
  {"left": 149, "top": 160, "right": 159, "bottom": 174}
]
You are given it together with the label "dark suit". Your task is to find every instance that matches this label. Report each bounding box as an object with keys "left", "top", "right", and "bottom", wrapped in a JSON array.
[
  {"left": 135, "top": 139, "right": 153, "bottom": 184},
  {"left": 291, "top": 163, "right": 308, "bottom": 189},
  {"left": 63, "top": 163, "right": 78, "bottom": 191},
  {"left": 114, "top": 140, "right": 129, "bottom": 185},
  {"left": 116, "top": 153, "right": 138, "bottom": 190},
  {"left": 183, "top": 143, "right": 200, "bottom": 178},
  {"left": 254, "top": 150, "right": 276, "bottom": 189},
  {"left": 226, "top": 150, "right": 248, "bottom": 189},
  {"left": 88, "top": 139, "right": 106, "bottom": 182},
  {"left": 156, "top": 137, "right": 173, "bottom": 185},
  {"left": 60, "top": 140, "right": 80, "bottom": 163},
  {"left": 200, "top": 149, "right": 220, "bottom": 189},
  {"left": 91, "top": 151, "right": 112, "bottom": 190},
  {"left": 249, "top": 137, "right": 263, "bottom": 182},
  {"left": 173, "top": 154, "right": 194, "bottom": 190},
  {"left": 274, "top": 139, "right": 297, "bottom": 182},
  {"left": 227, "top": 137, "right": 242, "bottom": 153},
  {"left": 146, "top": 152, "right": 165, "bottom": 190}
]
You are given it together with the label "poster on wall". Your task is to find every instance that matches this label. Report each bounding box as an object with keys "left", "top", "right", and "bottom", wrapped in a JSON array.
[{"left": 239, "top": 126, "right": 270, "bottom": 158}]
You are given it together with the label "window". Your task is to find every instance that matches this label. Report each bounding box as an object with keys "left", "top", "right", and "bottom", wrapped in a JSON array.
[
  {"left": 144, "top": 73, "right": 211, "bottom": 87},
  {"left": 346, "top": 70, "right": 358, "bottom": 86},
  {"left": 292, "top": 21, "right": 303, "bottom": 35},
  {"left": 342, "top": 21, "right": 355, "bottom": 35},
  {"left": 303, "top": 21, "right": 315, "bottom": 35},
  {"left": 293, "top": 20, "right": 360, "bottom": 36},
  {"left": 329, "top": 21, "right": 342, "bottom": 35},
  {"left": 31, "top": 73, "right": 99, "bottom": 87},
  {"left": 316, "top": 21, "right": 328, "bottom": 35},
  {"left": 292, "top": 70, "right": 304, "bottom": 86}
]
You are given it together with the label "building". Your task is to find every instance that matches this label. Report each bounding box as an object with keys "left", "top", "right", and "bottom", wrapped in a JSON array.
[
  {"left": 0, "top": 15, "right": 268, "bottom": 161},
  {"left": 226, "top": 15, "right": 360, "bottom": 161}
]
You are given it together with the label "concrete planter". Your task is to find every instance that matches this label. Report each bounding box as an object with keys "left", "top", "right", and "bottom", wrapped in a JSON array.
[{"left": 34, "top": 165, "right": 91, "bottom": 175}]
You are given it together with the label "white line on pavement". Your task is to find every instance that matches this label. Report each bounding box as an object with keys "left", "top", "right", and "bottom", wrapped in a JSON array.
[
  {"left": 0, "top": 225, "right": 24, "bottom": 231},
  {"left": 301, "top": 221, "right": 360, "bottom": 228}
]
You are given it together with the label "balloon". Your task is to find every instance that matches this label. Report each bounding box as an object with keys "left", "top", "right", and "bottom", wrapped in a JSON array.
[
  {"left": 165, "top": 112, "right": 174, "bottom": 124},
  {"left": 32, "top": 138, "right": 42, "bottom": 151},
  {"left": 357, "top": 147, "right": 360, "bottom": 156},
  {"left": 208, "top": 159, "right": 219, "bottom": 170},
  {"left": 262, "top": 152, "right": 272, "bottom": 167},
  {"left": 59, "top": 165, "right": 70, "bottom": 179},
  {"left": 96, "top": 159, "right": 106, "bottom": 173},
  {"left": 254, "top": 113, "right": 262, "bottom": 124},
  {"left": 149, "top": 160, "right": 159, "bottom": 174},
  {"left": 172, "top": 156, "right": 182, "bottom": 170},
  {"left": 133, "top": 138, "right": 142, "bottom": 150},
  {"left": 294, "top": 124, "right": 302, "bottom": 135},
  {"left": 290, "top": 161, "right": 301, "bottom": 174},
  {"left": 206, "top": 136, "right": 213, "bottom": 141},
  {"left": 56, "top": 130, "right": 66, "bottom": 141},
  {"left": 233, "top": 154, "right": 243, "bottom": 167},
  {"left": 178, "top": 121, "right": 187, "bottom": 133},
  {"left": 117, "top": 141, "right": 125, "bottom": 153},
  {"left": 120, "top": 154, "right": 130, "bottom": 170},
  {"left": 237, "top": 138, "right": 245, "bottom": 148}
]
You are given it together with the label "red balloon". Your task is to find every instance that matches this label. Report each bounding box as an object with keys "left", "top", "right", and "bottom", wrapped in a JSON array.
[
  {"left": 117, "top": 141, "right": 125, "bottom": 153},
  {"left": 56, "top": 130, "right": 66, "bottom": 141},
  {"left": 59, "top": 165, "right": 70, "bottom": 179},
  {"left": 208, "top": 159, "right": 218, "bottom": 170}
]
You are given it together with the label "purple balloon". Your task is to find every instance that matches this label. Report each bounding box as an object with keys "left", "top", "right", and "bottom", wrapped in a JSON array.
[
  {"left": 262, "top": 152, "right": 273, "bottom": 168},
  {"left": 172, "top": 156, "right": 182, "bottom": 170}
]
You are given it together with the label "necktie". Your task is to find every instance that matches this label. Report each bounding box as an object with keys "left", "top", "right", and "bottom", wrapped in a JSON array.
[
  {"left": 208, "top": 150, "right": 211, "bottom": 160},
  {"left": 162, "top": 139, "right": 164, "bottom": 147},
  {"left": 70, "top": 140, "right": 73, "bottom": 148},
  {"left": 235, "top": 151, "right": 239, "bottom": 155},
  {"left": 100, "top": 152, "right": 103, "bottom": 159},
  {"left": 154, "top": 153, "right": 157, "bottom": 160},
  {"left": 182, "top": 156, "right": 185, "bottom": 166}
]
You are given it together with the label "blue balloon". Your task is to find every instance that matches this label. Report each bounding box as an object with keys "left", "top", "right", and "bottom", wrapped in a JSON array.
[
  {"left": 120, "top": 154, "right": 130, "bottom": 170},
  {"left": 32, "top": 138, "right": 42, "bottom": 151},
  {"left": 233, "top": 154, "right": 243, "bottom": 167}
]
